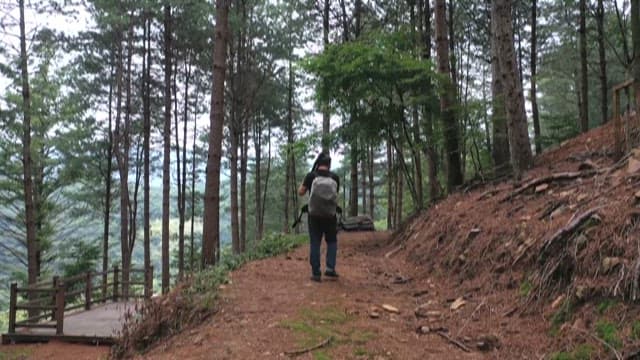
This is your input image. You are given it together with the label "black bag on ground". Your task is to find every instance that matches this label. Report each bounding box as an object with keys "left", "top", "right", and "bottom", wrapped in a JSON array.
[{"left": 341, "top": 215, "right": 375, "bottom": 232}]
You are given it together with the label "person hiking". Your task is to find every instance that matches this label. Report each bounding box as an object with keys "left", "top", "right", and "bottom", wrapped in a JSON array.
[{"left": 298, "top": 151, "right": 340, "bottom": 282}]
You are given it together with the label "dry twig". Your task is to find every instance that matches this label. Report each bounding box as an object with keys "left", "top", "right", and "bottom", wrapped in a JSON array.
[
  {"left": 284, "top": 336, "right": 333, "bottom": 357},
  {"left": 435, "top": 331, "right": 471, "bottom": 353}
]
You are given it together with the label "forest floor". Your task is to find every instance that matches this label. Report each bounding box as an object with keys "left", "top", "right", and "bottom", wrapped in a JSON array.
[
  {"left": 0, "top": 231, "right": 537, "bottom": 359},
  {"left": 2, "top": 121, "right": 640, "bottom": 359}
]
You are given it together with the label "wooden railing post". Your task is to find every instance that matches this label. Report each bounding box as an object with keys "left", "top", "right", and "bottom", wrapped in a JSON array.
[
  {"left": 113, "top": 266, "right": 119, "bottom": 302},
  {"left": 51, "top": 276, "right": 59, "bottom": 321},
  {"left": 85, "top": 271, "right": 92, "bottom": 310},
  {"left": 145, "top": 266, "right": 153, "bottom": 299},
  {"left": 55, "top": 283, "right": 64, "bottom": 335},
  {"left": 8, "top": 283, "right": 17, "bottom": 334}
]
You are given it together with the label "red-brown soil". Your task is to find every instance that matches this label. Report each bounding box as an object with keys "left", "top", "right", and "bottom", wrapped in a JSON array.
[
  {"left": 6, "top": 122, "right": 640, "bottom": 359},
  {"left": 0, "top": 340, "right": 110, "bottom": 359}
]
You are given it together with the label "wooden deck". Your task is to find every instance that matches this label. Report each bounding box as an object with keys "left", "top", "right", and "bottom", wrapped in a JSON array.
[{"left": 2, "top": 301, "right": 138, "bottom": 345}]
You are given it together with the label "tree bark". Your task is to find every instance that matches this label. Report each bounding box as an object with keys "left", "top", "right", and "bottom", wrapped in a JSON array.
[
  {"left": 531, "top": 0, "right": 541, "bottom": 155},
  {"left": 203, "top": 0, "right": 230, "bottom": 267},
  {"left": 349, "top": 137, "right": 359, "bottom": 216},
  {"left": 19, "top": 0, "right": 37, "bottom": 306},
  {"left": 386, "top": 142, "right": 394, "bottom": 230},
  {"left": 142, "top": 8, "right": 151, "bottom": 295},
  {"left": 368, "top": 144, "right": 374, "bottom": 218},
  {"left": 435, "top": 0, "right": 463, "bottom": 190},
  {"left": 579, "top": 0, "right": 589, "bottom": 132},
  {"left": 103, "top": 62, "right": 114, "bottom": 301},
  {"left": 254, "top": 114, "right": 263, "bottom": 243},
  {"left": 230, "top": 45, "right": 240, "bottom": 252},
  {"left": 633, "top": 0, "right": 640, "bottom": 121},
  {"left": 490, "top": 1, "right": 510, "bottom": 174},
  {"left": 161, "top": 4, "right": 172, "bottom": 293},
  {"left": 493, "top": 0, "right": 533, "bottom": 176},
  {"left": 322, "top": 0, "right": 331, "bottom": 152},
  {"left": 596, "top": 0, "right": 608, "bottom": 124}
]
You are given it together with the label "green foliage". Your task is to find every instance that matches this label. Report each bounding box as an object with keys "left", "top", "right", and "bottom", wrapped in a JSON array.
[
  {"left": 519, "top": 278, "right": 532, "bottom": 297},
  {"left": 550, "top": 344, "right": 594, "bottom": 360},
  {"left": 0, "top": 348, "right": 34, "bottom": 360},
  {"left": 595, "top": 320, "right": 622, "bottom": 350},
  {"left": 631, "top": 320, "right": 640, "bottom": 340},
  {"left": 596, "top": 299, "right": 616, "bottom": 314},
  {"left": 281, "top": 304, "right": 375, "bottom": 356}
]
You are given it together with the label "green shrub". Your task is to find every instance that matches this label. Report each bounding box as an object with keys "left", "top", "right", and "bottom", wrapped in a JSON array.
[
  {"left": 550, "top": 344, "right": 593, "bottom": 360},
  {"left": 595, "top": 320, "right": 622, "bottom": 350},
  {"left": 632, "top": 320, "right": 640, "bottom": 340},
  {"left": 596, "top": 299, "right": 616, "bottom": 314}
]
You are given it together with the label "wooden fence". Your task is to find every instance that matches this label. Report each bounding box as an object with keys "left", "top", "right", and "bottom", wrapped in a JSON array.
[{"left": 7, "top": 266, "right": 153, "bottom": 336}]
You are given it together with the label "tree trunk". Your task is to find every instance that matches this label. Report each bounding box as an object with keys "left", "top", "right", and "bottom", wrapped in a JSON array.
[
  {"left": 177, "top": 60, "right": 190, "bottom": 278},
  {"left": 493, "top": 0, "right": 533, "bottom": 176},
  {"left": 490, "top": 3, "right": 510, "bottom": 174},
  {"left": 230, "top": 48, "right": 240, "bottom": 252},
  {"left": 190, "top": 84, "right": 200, "bottom": 270},
  {"left": 240, "top": 110, "right": 248, "bottom": 252},
  {"left": 386, "top": 142, "right": 394, "bottom": 230},
  {"left": 596, "top": 0, "right": 608, "bottom": 124},
  {"left": 579, "top": 0, "right": 589, "bottom": 132},
  {"left": 322, "top": 0, "right": 331, "bottom": 152},
  {"left": 162, "top": 4, "right": 172, "bottom": 292},
  {"left": 142, "top": 9, "right": 151, "bottom": 295},
  {"left": 435, "top": 0, "right": 463, "bottom": 190},
  {"left": 254, "top": 114, "right": 263, "bottom": 243},
  {"left": 349, "top": 137, "right": 359, "bottom": 216},
  {"left": 420, "top": 0, "right": 440, "bottom": 203},
  {"left": 368, "top": 144, "right": 374, "bottom": 218},
  {"left": 531, "top": 0, "right": 541, "bottom": 155},
  {"left": 103, "top": 63, "right": 114, "bottom": 301},
  {"left": 283, "top": 60, "right": 294, "bottom": 234},
  {"left": 19, "top": 0, "right": 37, "bottom": 311},
  {"left": 203, "top": 0, "right": 230, "bottom": 267},
  {"left": 361, "top": 149, "right": 367, "bottom": 214}
]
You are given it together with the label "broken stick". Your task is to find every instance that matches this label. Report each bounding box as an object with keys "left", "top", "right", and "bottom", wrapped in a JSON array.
[
  {"left": 284, "top": 336, "right": 333, "bottom": 357},
  {"left": 435, "top": 331, "right": 471, "bottom": 353}
]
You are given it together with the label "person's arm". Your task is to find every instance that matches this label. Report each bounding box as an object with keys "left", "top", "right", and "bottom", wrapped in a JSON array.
[{"left": 298, "top": 172, "right": 312, "bottom": 196}]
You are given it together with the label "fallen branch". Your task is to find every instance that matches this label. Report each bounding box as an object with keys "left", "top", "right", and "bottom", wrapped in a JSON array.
[
  {"left": 539, "top": 207, "right": 603, "bottom": 259},
  {"left": 284, "top": 336, "right": 333, "bottom": 357},
  {"left": 435, "top": 331, "right": 471, "bottom": 353},
  {"left": 385, "top": 245, "right": 404, "bottom": 259},
  {"left": 569, "top": 326, "right": 622, "bottom": 360},
  {"left": 501, "top": 170, "right": 598, "bottom": 203}
]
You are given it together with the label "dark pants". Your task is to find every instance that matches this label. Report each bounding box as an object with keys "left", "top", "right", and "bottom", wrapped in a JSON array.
[{"left": 308, "top": 215, "right": 338, "bottom": 276}]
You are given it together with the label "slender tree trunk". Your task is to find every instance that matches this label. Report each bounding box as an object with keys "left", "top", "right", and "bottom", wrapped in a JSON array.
[
  {"left": 493, "top": 0, "right": 533, "bottom": 176},
  {"left": 240, "top": 113, "right": 248, "bottom": 252},
  {"left": 395, "top": 160, "right": 403, "bottom": 226},
  {"left": 322, "top": 0, "right": 331, "bottom": 152},
  {"left": 349, "top": 137, "right": 359, "bottom": 216},
  {"left": 143, "top": 9, "right": 151, "bottom": 296},
  {"left": 203, "top": 0, "right": 230, "bottom": 267},
  {"left": 254, "top": 115, "right": 263, "bottom": 243},
  {"left": 420, "top": 0, "right": 440, "bottom": 203},
  {"left": 361, "top": 151, "right": 367, "bottom": 214},
  {"left": 531, "top": 0, "right": 541, "bottom": 154},
  {"left": 633, "top": 0, "right": 640, "bottom": 118},
  {"left": 230, "top": 49, "right": 240, "bottom": 252},
  {"left": 162, "top": 4, "right": 172, "bottom": 292},
  {"left": 368, "top": 144, "right": 374, "bottom": 218},
  {"left": 435, "top": 0, "right": 463, "bottom": 190},
  {"left": 19, "top": 0, "right": 37, "bottom": 294},
  {"left": 386, "top": 142, "right": 394, "bottom": 230},
  {"left": 103, "top": 64, "right": 114, "bottom": 301},
  {"left": 190, "top": 84, "right": 200, "bottom": 270},
  {"left": 284, "top": 60, "right": 294, "bottom": 233},
  {"left": 177, "top": 60, "right": 190, "bottom": 278},
  {"left": 579, "top": 0, "right": 589, "bottom": 132},
  {"left": 596, "top": 0, "right": 608, "bottom": 124}
]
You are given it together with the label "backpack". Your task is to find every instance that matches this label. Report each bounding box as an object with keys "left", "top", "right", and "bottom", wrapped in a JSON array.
[{"left": 308, "top": 173, "right": 338, "bottom": 217}]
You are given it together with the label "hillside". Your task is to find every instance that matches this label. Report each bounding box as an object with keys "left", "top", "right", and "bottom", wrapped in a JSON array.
[{"left": 2, "top": 121, "right": 639, "bottom": 359}]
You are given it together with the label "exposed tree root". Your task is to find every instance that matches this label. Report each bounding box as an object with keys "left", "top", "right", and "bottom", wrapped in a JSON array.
[
  {"left": 539, "top": 207, "right": 603, "bottom": 260},
  {"left": 501, "top": 170, "right": 598, "bottom": 203}
]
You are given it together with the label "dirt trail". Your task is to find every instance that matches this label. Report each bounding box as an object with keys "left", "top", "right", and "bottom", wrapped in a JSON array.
[{"left": 139, "top": 232, "right": 487, "bottom": 360}]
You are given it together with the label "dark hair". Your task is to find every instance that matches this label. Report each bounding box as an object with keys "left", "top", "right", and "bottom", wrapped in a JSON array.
[{"left": 312, "top": 152, "right": 331, "bottom": 171}]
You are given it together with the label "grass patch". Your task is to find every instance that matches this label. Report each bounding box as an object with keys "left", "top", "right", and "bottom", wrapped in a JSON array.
[
  {"left": 632, "top": 320, "right": 640, "bottom": 340},
  {"left": 519, "top": 278, "right": 532, "bottom": 297},
  {"left": 550, "top": 299, "right": 574, "bottom": 336},
  {"left": 595, "top": 320, "right": 622, "bottom": 350},
  {"left": 113, "top": 233, "right": 308, "bottom": 358},
  {"left": 596, "top": 299, "right": 616, "bottom": 314},
  {"left": 550, "top": 344, "right": 593, "bottom": 360},
  {"left": 0, "top": 349, "right": 34, "bottom": 360},
  {"left": 281, "top": 305, "right": 376, "bottom": 357}
]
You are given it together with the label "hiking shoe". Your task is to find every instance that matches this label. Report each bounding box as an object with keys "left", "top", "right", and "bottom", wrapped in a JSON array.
[
  {"left": 310, "top": 274, "right": 322, "bottom": 282},
  {"left": 324, "top": 270, "right": 339, "bottom": 278}
]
